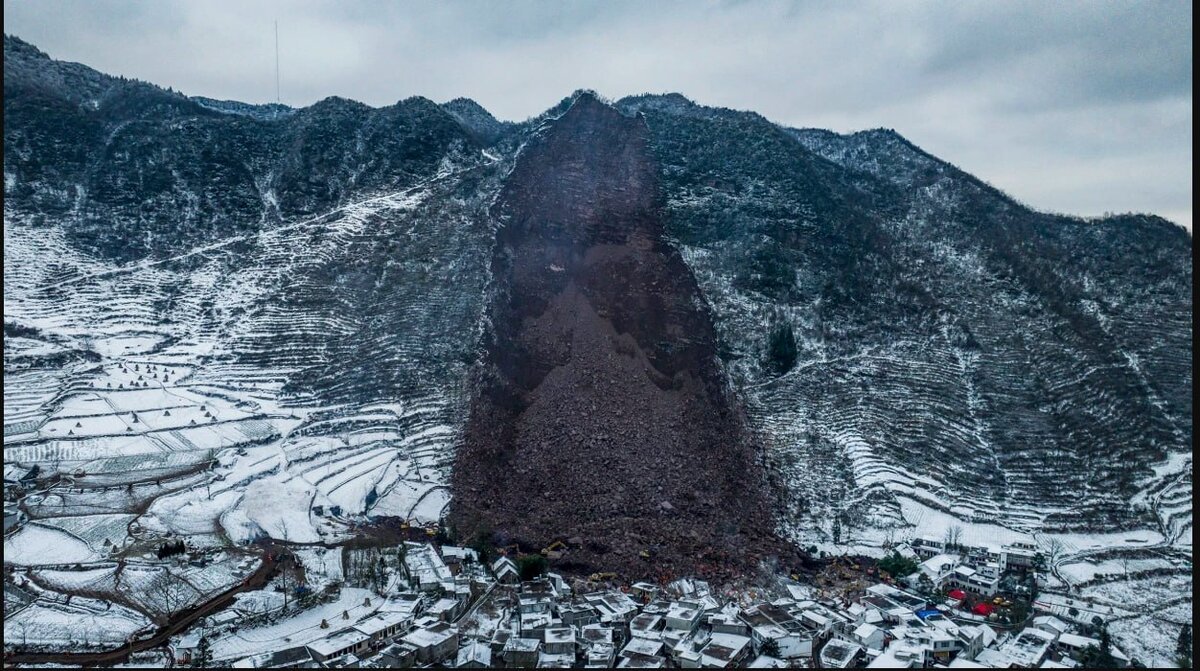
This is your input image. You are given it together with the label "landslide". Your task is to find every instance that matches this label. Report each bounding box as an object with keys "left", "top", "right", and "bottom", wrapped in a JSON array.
[{"left": 450, "top": 94, "right": 793, "bottom": 580}]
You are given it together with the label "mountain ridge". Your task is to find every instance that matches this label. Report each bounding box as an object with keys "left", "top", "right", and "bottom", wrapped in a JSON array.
[{"left": 3, "top": 36, "right": 1191, "bottom": 572}]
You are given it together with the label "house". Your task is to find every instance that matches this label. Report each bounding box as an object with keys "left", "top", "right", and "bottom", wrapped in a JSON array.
[
  {"left": 544, "top": 627, "right": 576, "bottom": 656},
  {"left": 819, "top": 640, "right": 863, "bottom": 668},
  {"left": 439, "top": 545, "right": 478, "bottom": 574},
  {"left": 955, "top": 623, "right": 997, "bottom": 660},
  {"left": 502, "top": 637, "right": 542, "bottom": 668},
  {"left": 398, "top": 620, "right": 458, "bottom": 665},
  {"left": 621, "top": 636, "right": 666, "bottom": 661},
  {"left": 351, "top": 611, "right": 410, "bottom": 647},
  {"left": 853, "top": 623, "right": 886, "bottom": 651},
  {"left": 630, "top": 613, "right": 665, "bottom": 641},
  {"left": 581, "top": 625, "right": 617, "bottom": 668},
  {"left": 740, "top": 602, "right": 816, "bottom": 659},
  {"left": 375, "top": 642, "right": 418, "bottom": 668},
  {"left": 493, "top": 556, "right": 520, "bottom": 584},
  {"left": 996, "top": 627, "right": 1057, "bottom": 667},
  {"left": 698, "top": 632, "right": 753, "bottom": 668},
  {"left": 709, "top": 610, "right": 749, "bottom": 637},
  {"left": 911, "top": 537, "right": 946, "bottom": 559},
  {"left": 618, "top": 652, "right": 668, "bottom": 668},
  {"left": 559, "top": 600, "right": 600, "bottom": 628},
  {"left": 538, "top": 649, "right": 577, "bottom": 667},
  {"left": 403, "top": 543, "right": 453, "bottom": 592},
  {"left": 868, "top": 640, "right": 932, "bottom": 668},
  {"left": 229, "top": 646, "right": 319, "bottom": 668},
  {"left": 1056, "top": 633, "right": 1130, "bottom": 667},
  {"left": 746, "top": 654, "right": 788, "bottom": 668},
  {"left": 912, "top": 553, "right": 961, "bottom": 588},
  {"left": 379, "top": 592, "right": 423, "bottom": 621},
  {"left": 948, "top": 565, "right": 1001, "bottom": 597},
  {"left": 585, "top": 644, "right": 617, "bottom": 668},
  {"left": 585, "top": 590, "right": 640, "bottom": 625},
  {"left": 425, "top": 597, "right": 461, "bottom": 622},
  {"left": 306, "top": 629, "right": 370, "bottom": 663},
  {"left": 665, "top": 600, "right": 705, "bottom": 633},
  {"left": 1001, "top": 542, "right": 1039, "bottom": 569},
  {"left": 455, "top": 639, "right": 493, "bottom": 668},
  {"left": 1032, "top": 615, "right": 1072, "bottom": 638}
]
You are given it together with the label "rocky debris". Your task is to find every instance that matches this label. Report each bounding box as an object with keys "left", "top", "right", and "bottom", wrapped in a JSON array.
[{"left": 450, "top": 93, "right": 794, "bottom": 579}]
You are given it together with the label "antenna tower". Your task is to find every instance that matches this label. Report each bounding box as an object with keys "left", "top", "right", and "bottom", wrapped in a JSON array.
[{"left": 274, "top": 20, "right": 280, "bottom": 105}]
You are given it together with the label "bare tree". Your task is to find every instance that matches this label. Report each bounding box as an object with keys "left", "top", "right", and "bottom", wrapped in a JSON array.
[
  {"left": 944, "top": 524, "right": 963, "bottom": 550},
  {"left": 1044, "top": 537, "right": 1066, "bottom": 567},
  {"left": 147, "top": 570, "right": 195, "bottom": 623}
]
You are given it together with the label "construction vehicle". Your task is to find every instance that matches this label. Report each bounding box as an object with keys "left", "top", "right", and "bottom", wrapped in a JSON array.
[{"left": 541, "top": 540, "right": 567, "bottom": 559}]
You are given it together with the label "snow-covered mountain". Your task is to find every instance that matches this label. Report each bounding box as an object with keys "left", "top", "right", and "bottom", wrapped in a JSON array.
[{"left": 4, "top": 34, "right": 1192, "bottom": 575}]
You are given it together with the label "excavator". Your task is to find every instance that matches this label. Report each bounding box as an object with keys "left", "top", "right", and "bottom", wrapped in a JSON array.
[{"left": 541, "top": 540, "right": 567, "bottom": 559}]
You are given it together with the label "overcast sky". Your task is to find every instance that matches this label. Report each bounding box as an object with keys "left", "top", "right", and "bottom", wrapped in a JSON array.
[{"left": 5, "top": 0, "right": 1192, "bottom": 228}]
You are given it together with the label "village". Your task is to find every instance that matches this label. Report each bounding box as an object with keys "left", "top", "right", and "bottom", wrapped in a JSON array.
[{"left": 150, "top": 532, "right": 1145, "bottom": 669}]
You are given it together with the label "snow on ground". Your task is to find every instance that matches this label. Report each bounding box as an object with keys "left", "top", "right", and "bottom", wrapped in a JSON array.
[
  {"left": 1080, "top": 573, "right": 1192, "bottom": 613},
  {"left": 1050, "top": 529, "right": 1164, "bottom": 554},
  {"left": 1109, "top": 614, "right": 1189, "bottom": 669},
  {"left": 4, "top": 523, "right": 101, "bottom": 566},
  {"left": 4, "top": 597, "right": 152, "bottom": 648},
  {"left": 1057, "top": 557, "right": 1176, "bottom": 584},
  {"left": 239, "top": 475, "right": 320, "bottom": 543},
  {"left": 209, "top": 587, "right": 381, "bottom": 662},
  {"left": 292, "top": 547, "right": 343, "bottom": 592},
  {"left": 34, "top": 514, "right": 134, "bottom": 554}
]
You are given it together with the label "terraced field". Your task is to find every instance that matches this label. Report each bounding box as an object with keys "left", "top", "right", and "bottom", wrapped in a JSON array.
[{"left": 4, "top": 151, "right": 501, "bottom": 649}]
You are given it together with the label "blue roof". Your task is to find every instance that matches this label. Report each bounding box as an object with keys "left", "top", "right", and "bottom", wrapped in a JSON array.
[{"left": 915, "top": 609, "right": 942, "bottom": 620}]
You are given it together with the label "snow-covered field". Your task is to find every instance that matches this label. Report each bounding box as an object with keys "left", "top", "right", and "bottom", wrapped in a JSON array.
[
  {"left": 4, "top": 597, "right": 152, "bottom": 648},
  {"left": 208, "top": 587, "right": 381, "bottom": 661},
  {"left": 4, "top": 168, "right": 492, "bottom": 651}
]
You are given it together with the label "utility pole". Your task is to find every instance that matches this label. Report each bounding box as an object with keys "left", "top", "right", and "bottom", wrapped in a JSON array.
[{"left": 274, "top": 20, "right": 280, "bottom": 105}]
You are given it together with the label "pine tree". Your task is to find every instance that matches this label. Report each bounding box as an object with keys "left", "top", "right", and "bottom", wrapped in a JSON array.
[
  {"left": 1179, "top": 624, "right": 1193, "bottom": 668},
  {"left": 192, "top": 635, "right": 212, "bottom": 668},
  {"left": 766, "top": 316, "right": 797, "bottom": 375}
]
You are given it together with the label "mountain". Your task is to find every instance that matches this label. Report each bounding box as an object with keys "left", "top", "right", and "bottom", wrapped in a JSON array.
[{"left": 3, "top": 37, "right": 1192, "bottom": 578}]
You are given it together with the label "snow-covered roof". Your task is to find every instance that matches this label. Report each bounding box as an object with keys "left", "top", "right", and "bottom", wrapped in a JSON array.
[
  {"left": 307, "top": 629, "right": 369, "bottom": 657},
  {"left": 439, "top": 545, "right": 478, "bottom": 561},
  {"left": 1032, "top": 615, "right": 1070, "bottom": 634},
  {"left": 1055, "top": 632, "right": 1096, "bottom": 649},
  {"left": 918, "top": 553, "right": 960, "bottom": 579},
  {"left": 854, "top": 622, "right": 882, "bottom": 640},
  {"left": 699, "top": 633, "right": 751, "bottom": 667},
  {"left": 352, "top": 610, "right": 410, "bottom": 636},
  {"left": 456, "top": 639, "right": 492, "bottom": 667},
  {"left": 544, "top": 627, "right": 575, "bottom": 644},
  {"left": 622, "top": 636, "right": 664, "bottom": 657},
  {"left": 504, "top": 637, "right": 542, "bottom": 653},
  {"left": 400, "top": 621, "right": 455, "bottom": 648}
]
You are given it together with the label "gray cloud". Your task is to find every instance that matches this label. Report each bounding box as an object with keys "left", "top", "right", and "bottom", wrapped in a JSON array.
[{"left": 3, "top": 0, "right": 1191, "bottom": 228}]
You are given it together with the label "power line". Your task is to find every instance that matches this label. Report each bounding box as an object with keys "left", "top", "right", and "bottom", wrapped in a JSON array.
[{"left": 274, "top": 20, "right": 280, "bottom": 105}]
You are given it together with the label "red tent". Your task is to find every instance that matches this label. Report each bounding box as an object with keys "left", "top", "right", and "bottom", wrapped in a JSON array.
[
  {"left": 972, "top": 603, "right": 994, "bottom": 616},
  {"left": 948, "top": 589, "right": 967, "bottom": 600}
]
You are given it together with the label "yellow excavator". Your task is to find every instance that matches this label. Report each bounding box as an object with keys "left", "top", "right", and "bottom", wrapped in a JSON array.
[{"left": 541, "top": 540, "right": 567, "bottom": 558}]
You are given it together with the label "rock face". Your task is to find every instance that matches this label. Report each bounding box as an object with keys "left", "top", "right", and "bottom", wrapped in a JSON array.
[{"left": 449, "top": 94, "right": 781, "bottom": 577}]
